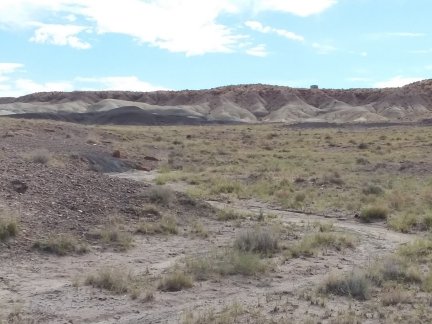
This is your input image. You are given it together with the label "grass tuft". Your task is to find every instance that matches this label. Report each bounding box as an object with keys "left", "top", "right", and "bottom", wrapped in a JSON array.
[
  {"left": 320, "top": 271, "right": 369, "bottom": 300},
  {"left": 234, "top": 228, "right": 278, "bottom": 255},
  {"left": 359, "top": 205, "right": 389, "bottom": 223},
  {"left": 158, "top": 271, "right": 193, "bottom": 292},
  {"left": 33, "top": 234, "right": 89, "bottom": 256}
]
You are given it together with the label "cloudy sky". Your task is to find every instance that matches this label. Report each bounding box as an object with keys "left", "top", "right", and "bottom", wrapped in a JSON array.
[{"left": 0, "top": 0, "right": 431, "bottom": 96}]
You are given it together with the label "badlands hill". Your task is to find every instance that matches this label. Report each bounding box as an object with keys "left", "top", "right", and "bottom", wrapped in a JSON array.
[{"left": 1, "top": 80, "right": 432, "bottom": 124}]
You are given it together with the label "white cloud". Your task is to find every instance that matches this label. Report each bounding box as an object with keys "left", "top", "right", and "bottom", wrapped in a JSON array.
[
  {"left": 245, "top": 20, "right": 304, "bottom": 42},
  {"left": 375, "top": 76, "right": 424, "bottom": 88},
  {"left": 75, "top": 76, "right": 169, "bottom": 91},
  {"left": 0, "top": 63, "right": 24, "bottom": 75},
  {"left": 14, "top": 79, "right": 74, "bottom": 93},
  {"left": 312, "top": 42, "right": 337, "bottom": 54},
  {"left": 30, "top": 23, "right": 91, "bottom": 49},
  {"left": 245, "top": 44, "right": 268, "bottom": 57},
  {"left": 0, "top": 0, "right": 337, "bottom": 55},
  {"left": 0, "top": 62, "right": 166, "bottom": 96},
  {"left": 251, "top": 0, "right": 337, "bottom": 17}
]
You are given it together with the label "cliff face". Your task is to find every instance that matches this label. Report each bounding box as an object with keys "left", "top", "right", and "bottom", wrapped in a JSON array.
[{"left": 1, "top": 80, "right": 432, "bottom": 123}]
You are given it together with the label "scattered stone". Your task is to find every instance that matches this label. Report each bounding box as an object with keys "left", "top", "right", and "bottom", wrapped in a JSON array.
[
  {"left": 11, "top": 180, "right": 28, "bottom": 194},
  {"left": 144, "top": 156, "right": 159, "bottom": 161},
  {"left": 112, "top": 150, "right": 121, "bottom": 158}
]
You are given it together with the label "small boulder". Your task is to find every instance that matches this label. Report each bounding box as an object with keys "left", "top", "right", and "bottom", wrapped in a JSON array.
[
  {"left": 112, "top": 150, "right": 121, "bottom": 158},
  {"left": 11, "top": 180, "right": 28, "bottom": 194}
]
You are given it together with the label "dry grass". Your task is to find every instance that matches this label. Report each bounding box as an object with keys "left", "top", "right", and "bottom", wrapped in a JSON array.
[
  {"left": 136, "top": 215, "right": 178, "bottom": 235},
  {"left": 185, "top": 249, "right": 268, "bottom": 280},
  {"left": 102, "top": 124, "right": 432, "bottom": 233},
  {"left": 85, "top": 267, "right": 141, "bottom": 298},
  {"left": 33, "top": 234, "right": 89, "bottom": 256},
  {"left": 93, "top": 224, "right": 134, "bottom": 251},
  {"left": 0, "top": 216, "right": 18, "bottom": 241},
  {"left": 285, "top": 232, "right": 356, "bottom": 259},
  {"left": 147, "top": 186, "right": 175, "bottom": 206},
  {"left": 234, "top": 227, "right": 278, "bottom": 255},
  {"left": 158, "top": 271, "right": 193, "bottom": 292},
  {"left": 359, "top": 205, "right": 389, "bottom": 223},
  {"left": 26, "top": 148, "right": 51, "bottom": 164},
  {"left": 320, "top": 271, "right": 370, "bottom": 300}
]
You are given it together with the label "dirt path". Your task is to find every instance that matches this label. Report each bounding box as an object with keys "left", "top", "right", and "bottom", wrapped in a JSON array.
[
  {"left": 0, "top": 171, "right": 417, "bottom": 323},
  {"left": 111, "top": 170, "right": 415, "bottom": 246}
]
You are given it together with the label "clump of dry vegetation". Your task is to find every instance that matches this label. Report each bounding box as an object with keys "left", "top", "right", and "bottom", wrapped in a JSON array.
[
  {"left": 147, "top": 186, "right": 175, "bottom": 206},
  {"left": 33, "top": 234, "right": 89, "bottom": 256},
  {"left": 185, "top": 248, "right": 269, "bottom": 281},
  {"left": 285, "top": 231, "right": 356, "bottom": 259},
  {"left": 26, "top": 148, "right": 52, "bottom": 164},
  {"left": 359, "top": 205, "right": 389, "bottom": 223},
  {"left": 136, "top": 215, "right": 178, "bottom": 235},
  {"left": 85, "top": 267, "right": 141, "bottom": 298},
  {"left": 92, "top": 223, "right": 134, "bottom": 251},
  {"left": 320, "top": 271, "right": 370, "bottom": 300},
  {"left": 0, "top": 214, "right": 18, "bottom": 241},
  {"left": 234, "top": 227, "right": 279, "bottom": 255},
  {"left": 158, "top": 271, "right": 193, "bottom": 292}
]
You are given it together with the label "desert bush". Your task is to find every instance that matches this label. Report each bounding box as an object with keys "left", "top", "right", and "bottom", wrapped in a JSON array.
[
  {"left": 388, "top": 213, "right": 417, "bottom": 233},
  {"left": 33, "top": 234, "right": 88, "bottom": 256},
  {"left": 210, "top": 179, "right": 243, "bottom": 195},
  {"left": 27, "top": 148, "right": 51, "bottom": 164},
  {"left": 398, "top": 239, "right": 432, "bottom": 262},
  {"left": 362, "top": 184, "right": 384, "bottom": 195},
  {"left": 136, "top": 215, "right": 178, "bottom": 235},
  {"left": 322, "top": 172, "right": 344, "bottom": 185},
  {"left": 368, "top": 256, "right": 422, "bottom": 285},
  {"left": 94, "top": 225, "right": 134, "bottom": 251},
  {"left": 234, "top": 228, "right": 278, "bottom": 255},
  {"left": 359, "top": 205, "right": 389, "bottom": 222},
  {"left": 147, "top": 186, "right": 175, "bottom": 206},
  {"left": 381, "top": 288, "right": 412, "bottom": 306},
  {"left": 190, "top": 221, "right": 208, "bottom": 238},
  {"left": 185, "top": 249, "right": 268, "bottom": 280},
  {"left": 358, "top": 143, "right": 369, "bottom": 150},
  {"left": 356, "top": 157, "right": 370, "bottom": 165},
  {"left": 85, "top": 267, "right": 138, "bottom": 296},
  {"left": 0, "top": 216, "right": 18, "bottom": 241},
  {"left": 158, "top": 271, "right": 193, "bottom": 292},
  {"left": 320, "top": 271, "right": 369, "bottom": 300},
  {"left": 217, "top": 209, "right": 246, "bottom": 221},
  {"left": 313, "top": 221, "right": 334, "bottom": 232},
  {"left": 286, "top": 232, "right": 355, "bottom": 258}
]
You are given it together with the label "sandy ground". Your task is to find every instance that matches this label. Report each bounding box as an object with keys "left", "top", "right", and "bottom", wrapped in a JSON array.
[{"left": 0, "top": 170, "right": 415, "bottom": 323}]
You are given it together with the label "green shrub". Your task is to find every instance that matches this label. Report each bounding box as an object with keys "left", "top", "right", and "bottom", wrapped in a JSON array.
[
  {"left": 234, "top": 228, "right": 278, "bottom": 255},
  {"left": 185, "top": 249, "right": 268, "bottom": 280},
  {"left": 320, "top": 271, "right": 369, "bottom": 300},
  {"left": 359, "top": 205, "right": 389, "bottom": 223}
]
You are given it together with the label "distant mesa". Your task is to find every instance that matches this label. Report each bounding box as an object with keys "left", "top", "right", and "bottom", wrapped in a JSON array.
[{"left": 1, "top": 80, "right": 432, "bottom": 124}]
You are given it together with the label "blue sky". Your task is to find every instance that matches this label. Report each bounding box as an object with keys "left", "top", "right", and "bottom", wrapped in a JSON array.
[{"left": 0, "top": 0, "right": 431, "bottom": 96}]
